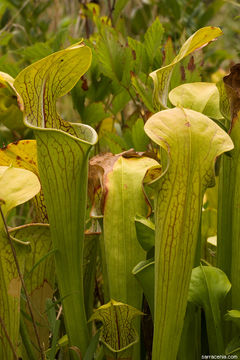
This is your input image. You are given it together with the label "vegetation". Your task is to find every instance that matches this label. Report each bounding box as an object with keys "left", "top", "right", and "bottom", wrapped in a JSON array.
[{"left": 0, "top": 1, "right": 240, "bottom": 359}]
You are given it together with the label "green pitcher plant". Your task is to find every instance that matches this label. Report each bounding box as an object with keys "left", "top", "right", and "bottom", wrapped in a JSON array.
[
  {"left": 144, "top": 107, "right": 233, "bottom": 359},
  {"left": 13, "top": 43, "right": 98, "bottom": 358}
]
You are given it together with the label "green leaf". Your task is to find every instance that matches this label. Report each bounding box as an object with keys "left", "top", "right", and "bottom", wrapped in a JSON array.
[
  {"left": 14, "top": 42, "right": 98, "bottom": 357},
  {"left": 143, "top": 18, "right": 164, "bottom": 68},
  {"left": 177, "top": 303, "right": 201, "bottom": 360},
  {"left": 225, "top": 336, "right": 240, "bottom": 357},
  {"left": 135, "top": 215, "right": 155, "bottom": 252},
  {"left": 113, "top": 0, "right": 129, "bottom": 23},
  {"left": 150, "top": 26, "right": 222, "bottom": 110},
  {"left": 83, "top": 330, "right": 101, "bottom": 360},
  {"left": 17, "top": 42, "right": 53, "bottom": 63},
  {"left": 96, "top": 25, "right": 133, "bottom": 88},
  {"left": 144, "top": 107, "right": 233, "bottom": 360},
  {"left": 0, "top": 55, "right": 20, "bottom": 78},
  {"left": 83, "top": 231, "right": 100, "bottom": 320},
  {"left": 131, "top": 118, "right": 149, "bottom": 151},
  {"left": 128, "top": 37, "right": 146, "bottom": 74},
  {"left": 170, "top": 54, "right": 202, "bottom": 92},
  {"left": 82, "top": 102, "right": 110, "bottom": 127},
  {"left": 111, "top": 90, "right": 131, "bottom": 115},
  {"left": 46, "top": 298, "right": 57, "bottom": 334},
  {"left": 89, "top": 299, "right": 143, "bottom": 359},
  {"left": 48, "top": 320, "right": 61, "bottom": 360},
  {"left": 169, "top": 82, "right": 223, "bottom": 119},
  {"left": 100, "top": 132, "right": 127, "bottom": 154},
  {"left": 0, "top": 31, "right": 13, "bottom": 46},
  {"left": 188, "top": 265, "right": 231, "bottom": 354},
  {"left": 131, "top": 75, "right": 155, "bottom": 113},
  {"left": 132, "top": 259, "right": 154, "bottom": 317}
]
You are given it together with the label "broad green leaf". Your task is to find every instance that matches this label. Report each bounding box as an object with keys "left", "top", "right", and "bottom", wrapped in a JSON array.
[
  {"left": 14, "top": 42, "right": 98, "bottom": 358},
  {"left": 10, "top": 224, "right": 54, "bottom": 352},
  {"left": 144, "top": 107, "right": 233, "bottom": 360},
  {"left": 132, "top": 259, "right": 154, "bottom": 317},
  {"left": 188, "top": 265, "right": 231, "bottom": 354},
  {"left": 0, "top": 232, "right": 27, "bottom": 359},
  {"left": 0, "top": 166, "right": 40, "bottom": 216},
  {"left": 135, "top": 215, "right": 155, "bottom": 252},
  {"left": 89, "top": 299, "right": 143, "bottom": 359},
  {"left": 169, "top": 82, "right": 223, "bottom": 119},
  {"left": 150, "top": 27, "right": 222, "bottom": 110},
  {"left": 0, "top": 140, "right": 47, "bottom": 222}
]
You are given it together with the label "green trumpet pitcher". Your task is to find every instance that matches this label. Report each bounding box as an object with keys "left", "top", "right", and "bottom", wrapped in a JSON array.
[
  {"left": 14, "top": 43, "right": 98, "bottom": 358},
  {"left": 144, "top": 107, "right": 233, "bottom": 360}
]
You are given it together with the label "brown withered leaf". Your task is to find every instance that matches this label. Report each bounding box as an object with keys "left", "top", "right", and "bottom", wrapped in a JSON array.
[{"left": 223, "top": 63, "right": 240, "bottom": 121}]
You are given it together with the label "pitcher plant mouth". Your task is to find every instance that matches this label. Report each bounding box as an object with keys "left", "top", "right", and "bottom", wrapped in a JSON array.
[
  {"left": 21, "top": 120, "right": 98, "bottom": 147},
  {"left": 14, "top": 41, "right": 97, "bottom": 147}
]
